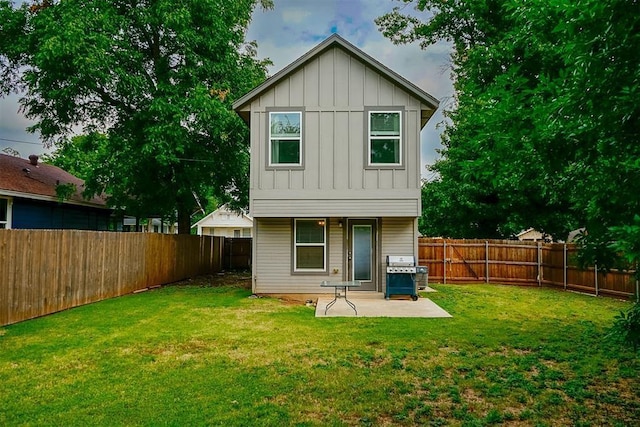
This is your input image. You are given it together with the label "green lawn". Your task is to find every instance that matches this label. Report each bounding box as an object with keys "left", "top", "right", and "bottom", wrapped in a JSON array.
[{"left": 1, "top": 274, "right": 638, "bottom": 427}]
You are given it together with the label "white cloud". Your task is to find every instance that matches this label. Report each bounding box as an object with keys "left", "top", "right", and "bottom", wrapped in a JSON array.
[
  {"left": 0, "top": 93, "right": 33, "bottom": 133},
  {"left": 281, "top": 8, "right": 311, "bottom": 24}
]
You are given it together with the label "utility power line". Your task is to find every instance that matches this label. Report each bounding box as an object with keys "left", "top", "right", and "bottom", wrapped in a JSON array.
[{"left": 0, "top": 137, "right": 42, "bottom": 145}]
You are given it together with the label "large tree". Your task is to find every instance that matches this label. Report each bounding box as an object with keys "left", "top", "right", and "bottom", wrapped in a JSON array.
[
  {"left": 377, "top": 0, "right": 640, "bottom": 267},
  {"left": 0, "top": 0, "right": 271, "bottom": 233}
]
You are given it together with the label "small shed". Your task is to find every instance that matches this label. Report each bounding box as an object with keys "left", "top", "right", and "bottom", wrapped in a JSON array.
[
  {"left": 516, "top": 228, "right": 552, "bottom": 242},
  {"left": 191, "top": 206, "right": 253, "bottom": 237}
]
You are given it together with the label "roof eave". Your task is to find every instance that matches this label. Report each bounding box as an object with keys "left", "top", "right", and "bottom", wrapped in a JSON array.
[
  {"left": 0, "top": 189, "right": 110, "bottom": 210},
  {"left": 232, "top": 34, "right": 440, "bottom": 114}
]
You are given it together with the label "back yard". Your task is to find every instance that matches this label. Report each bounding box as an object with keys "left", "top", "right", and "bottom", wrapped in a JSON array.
[{"left": 0, "top": 273, "right": 637, "bottom": 426}]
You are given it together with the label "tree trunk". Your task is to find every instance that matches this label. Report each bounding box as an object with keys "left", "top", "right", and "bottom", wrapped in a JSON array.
[{"left": 177, "top": 205, "right": 191, "bottom": 234}]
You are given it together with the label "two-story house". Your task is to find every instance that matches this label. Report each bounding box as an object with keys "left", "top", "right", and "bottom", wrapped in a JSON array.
[{"left": 232, "top": 34, "right": 439, "bottom": 295}]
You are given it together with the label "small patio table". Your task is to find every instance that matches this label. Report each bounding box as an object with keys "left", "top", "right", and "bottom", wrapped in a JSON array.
[{"left": 320, "top": 280, "right": 361, "bottom": 315}]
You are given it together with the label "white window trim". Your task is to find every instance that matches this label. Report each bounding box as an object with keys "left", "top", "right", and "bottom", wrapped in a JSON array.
[
  {"left": 268, "top": 110, "right": 303, "bottom": 167},
  {"left": 367, "top": 110, "right": 403, "bottom": 167},
  {"left": 0, "top": 196, "right": 12, "bottom": 229},
  {"left": 293, "top": 218, "right": 327, "bottom": 273}
]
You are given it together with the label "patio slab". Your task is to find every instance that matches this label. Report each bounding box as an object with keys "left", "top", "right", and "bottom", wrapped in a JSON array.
[{"left": 315, "top": 293, "right": 452, "bottom": 318}]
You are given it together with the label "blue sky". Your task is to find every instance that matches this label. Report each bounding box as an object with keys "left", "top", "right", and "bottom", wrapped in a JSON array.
[{"left": 0, "top": 0, "right": 452, "bottom": 178}]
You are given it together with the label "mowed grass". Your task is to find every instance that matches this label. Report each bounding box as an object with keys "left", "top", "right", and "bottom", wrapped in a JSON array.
[{"left": 1, "top": 274, "right": 638, "bottom": 427}]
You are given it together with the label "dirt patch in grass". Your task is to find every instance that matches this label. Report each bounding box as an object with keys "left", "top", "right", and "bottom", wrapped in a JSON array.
[
  {"left": 169, "top": 273, "right": 325, "bottom": 307},
  {"left": 585, "top": 377, "right": 640, "bottom": 425},
  {"left": 169, "top": 271, "right": 253, "bottom": 289},
  {"left": 487, "top": 347, "right": 533, "bottom": 357}
]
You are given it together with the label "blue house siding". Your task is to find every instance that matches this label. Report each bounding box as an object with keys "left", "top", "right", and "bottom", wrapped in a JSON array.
[{"left": 11, "top": 198, "right": 111, "bottom": 230}]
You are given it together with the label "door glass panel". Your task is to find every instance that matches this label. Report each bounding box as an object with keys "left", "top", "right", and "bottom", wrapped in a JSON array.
[{"left": 353, "top": 225, "right": 372, "bottom": 281}]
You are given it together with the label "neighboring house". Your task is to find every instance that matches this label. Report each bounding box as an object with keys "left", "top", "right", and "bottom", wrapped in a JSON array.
[
  {"left": 122, "top": 216, "right": 178, "bottom": 233},
  {"left": 232, "top": 34, "right": 439, "bottom": 294},
  {"left": 0, "top": 153, "right": 112, "bottom": 230},
  {"left": 191, "top": 206, "right": 253, "bottom": 237},
  {"left": 516, "top": 228, "right": 552, "bottom": 242}
]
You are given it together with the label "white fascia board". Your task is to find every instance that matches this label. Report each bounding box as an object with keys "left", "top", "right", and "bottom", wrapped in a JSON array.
[{"left": 0, "top": 189, "right": 109, "bottom": 210}]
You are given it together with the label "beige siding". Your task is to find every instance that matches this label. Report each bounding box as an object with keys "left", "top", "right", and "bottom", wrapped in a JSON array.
[
  {"left": 253, "top": 218, "right": 345, "bottom": 293},
  {"left": 252, "top": 197, "right": 419, "bottom": 217},
  {"left": 380, "top": 217, "right": 417, "bottom": 290},
  {"left": 253, "top": 216, "right": 417, "bottom": 294},
  {"left": 249, "top": 46, "right": 423, "bottom": 217},
  {"left": 211, "top": 227, "right": 252, "bottom": 238}
]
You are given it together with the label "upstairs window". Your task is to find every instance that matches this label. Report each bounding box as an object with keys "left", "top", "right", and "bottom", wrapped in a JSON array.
[
  {"left": 294, "top": 219, "right": 327, "bottom": 272},
  {"left": 0, "top": 197, "right": 11, "bottom": 229},
  {"left": 269, "top": 111, "right": 302, "bottom": 166},
  {"left": 368, "top": 111, "right": 402, "bottom": 166}
]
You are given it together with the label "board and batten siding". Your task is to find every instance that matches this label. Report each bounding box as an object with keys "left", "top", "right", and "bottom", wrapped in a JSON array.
[
  {"left": 253, "top": 217, "right": 345, "bottom": 293},
  {"left": 248, "top": 46, "right": 423, "bottom": 218}
]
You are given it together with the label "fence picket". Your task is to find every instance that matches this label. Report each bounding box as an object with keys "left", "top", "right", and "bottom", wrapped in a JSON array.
[
  {"left": 419, "top": 238, "right": 636, "bottom": 298},
  {"left": 0, "top": 230, "right": 223, "bottom": 326}
]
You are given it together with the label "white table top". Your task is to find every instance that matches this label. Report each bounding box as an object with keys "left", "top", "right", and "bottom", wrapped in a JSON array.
[{"left": 320, "top": 280, "right": 362, "bottom": 288}]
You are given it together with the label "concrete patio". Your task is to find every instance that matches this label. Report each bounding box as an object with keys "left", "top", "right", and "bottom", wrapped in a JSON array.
[{"left": 314, "top": 289, "right": 452, "bottom": 318}]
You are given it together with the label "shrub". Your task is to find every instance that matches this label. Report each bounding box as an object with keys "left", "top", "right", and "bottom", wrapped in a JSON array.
[{"left": 608, "top": 302, "right": 640, "bottom": 353}]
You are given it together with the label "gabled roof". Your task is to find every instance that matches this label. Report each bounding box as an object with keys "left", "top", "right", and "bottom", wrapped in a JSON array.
[
  {"left": 232, "top": 34, "right": 439, "bottom": 127},
  {"left": 191, "top": 205, "right": 253, "bottom": 229},
  {"left": 0, "top": 153, "right": 108, "bottom": 209},
  {"left": 515, "top": 228, "right": 536, "bottom": 237}
]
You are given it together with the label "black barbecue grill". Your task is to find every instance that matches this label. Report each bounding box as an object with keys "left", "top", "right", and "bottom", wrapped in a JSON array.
[{"left": 385, "top": 255, "right": 427, "bottom": 301}]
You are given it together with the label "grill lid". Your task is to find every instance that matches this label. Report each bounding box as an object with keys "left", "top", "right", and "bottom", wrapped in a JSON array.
[{"left": 386, "top": 255, "right": 415, "bottom": 267}]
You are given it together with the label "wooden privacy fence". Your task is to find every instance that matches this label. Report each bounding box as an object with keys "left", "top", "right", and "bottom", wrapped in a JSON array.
[
  {"left": 0, "top": 230, "right": 223, "bottom": 326},
  {"left": 223, "top": 237, "right": 252, "bottom": 270},
  {"left": 419, "top": 238, "right": 639, "bottom": 299}
]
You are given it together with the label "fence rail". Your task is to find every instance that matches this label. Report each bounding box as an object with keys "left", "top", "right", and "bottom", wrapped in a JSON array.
[
  {"left": 1, "top": 230, "right": 223, "bottom": 326},
  {"left": 419, "top": 238, "right": 639, "bottom": 299},
  {"left": 223, "top": 237, "right": 252, "bottom": 270}
]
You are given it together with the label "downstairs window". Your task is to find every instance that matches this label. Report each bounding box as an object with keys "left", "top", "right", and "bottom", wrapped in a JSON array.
[{"left": 294, "top": 219, "right": 327, "bottom": 272}]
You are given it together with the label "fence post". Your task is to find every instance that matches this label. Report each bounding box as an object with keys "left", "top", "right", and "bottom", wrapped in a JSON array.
[
  {"left": 636, "top": 262, "right": 639, "bottom": 303},
  {"left": 537, "top": 242, "right": 541, "bottom": 286},
  {"left": 594, "top": 263, "right": 599, "bottom": 296},
  {"left": 443, "top": 240, "right": 447, "bottom": 284},
  {"left": 209, "top": 236, "right": 218, "bottom": 274},
  {"left": 485, "top": 241, "right": 489, "bottom": 283},
  {"left": 563, "top": 244, "right": 567, "bottom": 290}
]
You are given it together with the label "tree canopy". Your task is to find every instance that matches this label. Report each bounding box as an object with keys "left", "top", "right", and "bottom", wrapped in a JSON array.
[
  {"left": 0, "top": 0, "right": 272, "bottom": 233},
  {"left": 377, "top": 0, "right": 640, "bottom": 267}
]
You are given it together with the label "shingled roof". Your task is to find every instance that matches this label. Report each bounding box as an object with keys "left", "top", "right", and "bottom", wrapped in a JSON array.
[{"left": 0, "top": 153, "right": 108, "bottom": 208}]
